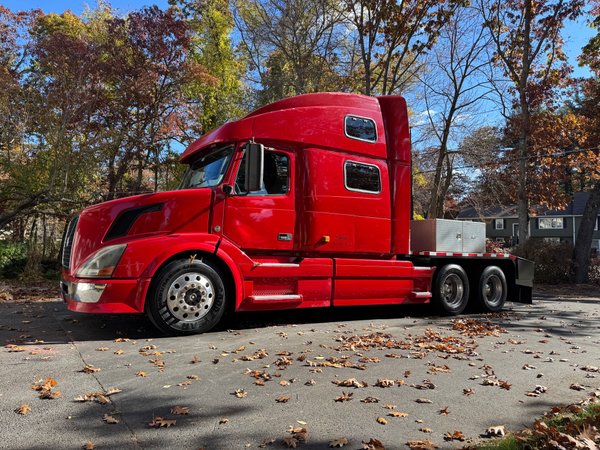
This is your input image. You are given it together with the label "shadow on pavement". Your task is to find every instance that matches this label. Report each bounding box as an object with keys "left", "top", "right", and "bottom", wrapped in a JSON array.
[{"left": 2, "top": 294, "right": 598, "bottom": 346}]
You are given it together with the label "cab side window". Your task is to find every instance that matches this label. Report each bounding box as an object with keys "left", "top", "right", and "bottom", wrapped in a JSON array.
[{"left": 235, "top": 150, "right": 289, "bottom": 195}]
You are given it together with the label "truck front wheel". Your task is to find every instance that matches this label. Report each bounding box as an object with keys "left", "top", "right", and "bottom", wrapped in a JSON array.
[
  {"left": 433, "top": 264, "right": 469, "bottom": 315},
  {"left": 146, "top": 258, "right": 228, "bottom": 335},
  {"left": 476, "top": 266, "right": 507, "bottom": 312}
]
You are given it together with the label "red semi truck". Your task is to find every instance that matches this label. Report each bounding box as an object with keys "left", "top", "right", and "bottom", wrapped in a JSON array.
[{"left": 60, "top": 93, "right": 533, "bottom": 335}]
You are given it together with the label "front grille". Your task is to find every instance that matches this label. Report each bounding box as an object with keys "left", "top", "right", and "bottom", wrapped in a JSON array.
[{"left": 61, "top": 216, "right": 79, "bottom": 269}]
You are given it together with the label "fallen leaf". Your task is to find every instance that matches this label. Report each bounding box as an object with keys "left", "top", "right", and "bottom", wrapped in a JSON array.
[
  {"left": 14, "top": 404, "right": 31, "bottom": 415},
  {"left": 81, "top": 365, "right": 101, "bottom": 374},
  {"left": 190, "top": 355, "right": 201, "bottom": 364},
  {"left": 361, "top": 438, "right": 385, "bottom": 450},
  {"left": 413, "top": 380, "right": 436, "bottom": 390},
  {"left": 329, "top": 437, "right": 349, "bottom": 447},
  {"left": 383, "top": 404, "right": 397, "bottom": 409},
  {"left": 439, "top": 406, "right": 449, "bottom": 415},
  {"left": 463, "top": 388, "right": 475, "bottom": 396},
  {"left": 388, "top": 411, "right": 408, "bottom": 417},
  {"left": 280, "top": 380, "right": 290, "bottom": 386},
  {"left": 113, "top": 350, "right": 124, "bottom": 355},
  {"left": 375, "top": 379, "right": 395, "bottom": 388},
  {"left": 333, "top": 378, "right": 367, "bottom": 388},
  {"left": 39, "top": 389, "right": 61, "bottom": 399},
  {"left": 360, "top": 396, "right": 379, "bottom": 403},
  {"left": 335, "top": 392, "right": 353, "bottom": 402},
  {"left": 233, "top": 389, "right": 247, "bottom": 398},
  {"left": 83, "top": 441, "right": 95, "bottom": 450},
  {"left": 219, "top": 418, "right": 229, "bottom": 424},
  {"left": 376, "top": 417, "right": 387, "bottom": 425},
  {"left": 31, "top": 377, "right": 57, "bottom": 391},
  {"left": 415, "top": 398, "right": 432, "bottom": 404},
  {"left": 419, "top": 428, "right": 433, "bottom": 433},
  {"left": 149, "top": 416, "right": 176, "bottom": 428},
  {"left": 283, "top": 437, "right": 298, "bottom": 448},
  {"left": 443, "top": 431, "right": 465, "bottom": 441},
  {"left": 103, "top": 414, "right": 119, "bottom": 424},
  {"left": 95, "top": 347, "right": 109, "bottom": 352},
  {"left": 276, "top": 395, "right": 290, "bottom": 403},
  {"left": 406, "top": 440, "right": 438, "bottom": 450},
  {"left": 170, "top": 406, "right": 190, "bottom": 415},
  {"left": 485, "top": 425, "right": 505, "bottom": 437},
  {"left": 136, "top": 371, "right": 147, "bottom": 377},
  {"left": 569, "top": 383, "right": 585, "bottom": 391}
]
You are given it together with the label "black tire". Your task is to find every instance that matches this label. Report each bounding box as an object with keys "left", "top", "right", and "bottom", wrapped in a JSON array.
[
  {"left": 146, "top": 257, "right": 229, "bottom": 335},
  {"left": 476, "top": 266, "right": 507, "bottom": 312},
  {"left": 433, "top": 264, "right": 469, "bottom": 315}
]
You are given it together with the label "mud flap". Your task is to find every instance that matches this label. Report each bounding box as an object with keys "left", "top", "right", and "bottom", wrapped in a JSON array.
[{"left": 513, "top": 257, "right": 534, "bottom": 304}]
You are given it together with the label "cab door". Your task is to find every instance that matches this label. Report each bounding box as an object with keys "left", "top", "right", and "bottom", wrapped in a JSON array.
[{"left": 223, "top": 148, "right": 296, "bottom": 252}]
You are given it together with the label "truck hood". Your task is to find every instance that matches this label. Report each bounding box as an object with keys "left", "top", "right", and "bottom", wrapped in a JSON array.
[{"left": 69, "top": 189, "right": 213, "bottom": 274}]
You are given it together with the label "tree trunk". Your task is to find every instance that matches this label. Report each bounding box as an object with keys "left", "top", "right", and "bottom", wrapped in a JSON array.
[
  {"left": 517, "top": 96, "right": 530, "bottom": 245},
  {"left": 572, "top": 186, "right": 600, "bottom": 284}
]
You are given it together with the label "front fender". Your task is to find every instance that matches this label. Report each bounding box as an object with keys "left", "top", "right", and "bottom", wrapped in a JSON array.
[
  {"left": 112, "top": 233, "right": 221, "bottom": 279},
  {"left": 113, "top": 233, "right": 251, "bottom": 312}
]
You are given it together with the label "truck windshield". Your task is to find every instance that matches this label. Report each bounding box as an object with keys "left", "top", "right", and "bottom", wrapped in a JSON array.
[{"left": 180, "top": 145, "right": 234, "bottom": 189}]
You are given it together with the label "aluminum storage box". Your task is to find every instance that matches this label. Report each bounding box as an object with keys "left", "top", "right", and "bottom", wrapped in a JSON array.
[{"left": 410, "top": 219, "right": 486, "bottom": 253}]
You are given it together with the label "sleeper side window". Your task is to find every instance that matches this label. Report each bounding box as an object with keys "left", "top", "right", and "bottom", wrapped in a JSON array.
[
  {"left": 235, "top": 150, "right": 289, "bottom": 195},
  {"left": 344, "top": 161, "right": 381, "bottom": 194},
  {"left": 345, "top": 115, "right": 377, "bottom": 142}
]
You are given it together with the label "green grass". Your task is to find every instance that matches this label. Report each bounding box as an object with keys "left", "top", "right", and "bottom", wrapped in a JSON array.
[
  {"left": 468, "top": 400, "right": 600, "bottom": 450},
  {"left": 475, "top": 436, "right": 521, "bottom": 450}
]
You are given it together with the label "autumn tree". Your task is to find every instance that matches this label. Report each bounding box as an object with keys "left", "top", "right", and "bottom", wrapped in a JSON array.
[
  {"left": 234, "top": 0, "right": 349, "bottom": 105},
  {"left": 345, "top": 0, "right": 466, "bottom": 96},
  {"left": 570, "top": 1, "right": 600, "bottom": 283},
  {"left": 0, "top": 7, "right": 48, "bottom": 230},
  {"left": 170, "top": 0, "right": 247, "bottom": 134},
  {"left": 478, "top": 0, "right": 585, "bottom": 244},
  {"left": 416, "top": 6, "right": 494, "bottom": 218}
]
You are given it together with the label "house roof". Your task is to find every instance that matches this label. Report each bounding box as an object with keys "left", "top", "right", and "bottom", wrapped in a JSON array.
[{"left": 457, "top": 192, "right": 591, "bottom": 219}]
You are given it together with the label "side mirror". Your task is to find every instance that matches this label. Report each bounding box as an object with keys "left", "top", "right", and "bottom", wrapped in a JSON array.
[{"left": 245, "top": 142, "right": 264, "bottom": 192}]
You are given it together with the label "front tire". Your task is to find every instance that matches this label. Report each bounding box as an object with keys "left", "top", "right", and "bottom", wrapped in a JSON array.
[
  {"left": 146, "top": 257, "right": 228, "bottom": 335},
  {"left": 476, "top": 266, "right": 507, "bottom": 312},
  {"left": 433, "top": 264, "right": 469, "bottom": 315}
]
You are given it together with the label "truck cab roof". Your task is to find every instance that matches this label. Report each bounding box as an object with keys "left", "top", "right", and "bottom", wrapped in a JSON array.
[{"left": 179, "top": 92, "right": 406, "bottom": 164}]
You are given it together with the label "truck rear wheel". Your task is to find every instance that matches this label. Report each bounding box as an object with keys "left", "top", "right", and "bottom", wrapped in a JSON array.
[
  {"left": 433, "top": 264, "right": 469, "bottom": 315},
  {"left": 476, "top": 266, "right": 507, "bottom": 312},
  {"left": 146, "top": 257, "right": 228, "bottom": 335}
]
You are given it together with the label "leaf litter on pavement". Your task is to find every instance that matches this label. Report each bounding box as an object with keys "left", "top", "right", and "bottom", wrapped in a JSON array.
[{"left": 5, "top": 293, "right": 600, "bottom": 449}]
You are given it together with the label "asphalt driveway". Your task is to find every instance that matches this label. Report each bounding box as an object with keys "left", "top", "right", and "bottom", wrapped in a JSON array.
[{"left": 1, "top": 287, "right": 599, "bottom": 450}]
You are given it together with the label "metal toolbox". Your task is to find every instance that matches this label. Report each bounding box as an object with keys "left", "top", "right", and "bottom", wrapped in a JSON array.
[{"left": 410, "top": 219, "right": 485, "bottom": 253}]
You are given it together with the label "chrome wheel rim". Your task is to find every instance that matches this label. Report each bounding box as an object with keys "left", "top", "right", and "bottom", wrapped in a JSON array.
[
  {"left": 484, "top": 274, "right": 503, "bottom": 306},
  {"left": 441, "top": 273, "right": 464, "bottom": 306},
  {"left": 166, "top": 272, "right": 215, "bottom": 322}
]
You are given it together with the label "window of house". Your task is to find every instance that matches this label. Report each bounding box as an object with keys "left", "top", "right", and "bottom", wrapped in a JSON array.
[
  {"left": 496, "top": 237, "right": 505, "bottom": 243},
  {"left": 543, "top": 237, "right": 561, "bottom": 244},
  {"left": 595, "top": 217, "right": 599, "bottom": 231},
  {"left": 494, "top": 218, "right": 504, "bottom": 230},
  {"left": 592, "top": 240, "right": 599, "bottom": 257},
  {"left": 235, "top": 150, "right": 289, "bottom": 195},
  {"left": 344, "top": 161, "right": 381, "bottom": 194},
  {"left": 345, "top": 115, "right": 377, "bottom": 143},
  {"left": 538, "top": 217, "right": 564, "bottom": 229}
]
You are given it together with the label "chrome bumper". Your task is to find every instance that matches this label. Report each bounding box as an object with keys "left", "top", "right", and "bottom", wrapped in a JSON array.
[{"left": 61, "top": 280, "right": 106, "bottom": 303}]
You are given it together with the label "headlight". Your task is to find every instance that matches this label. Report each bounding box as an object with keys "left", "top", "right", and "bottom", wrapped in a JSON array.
[{"left": 76, "top": 244, "right": 127, "bottom": 278}]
